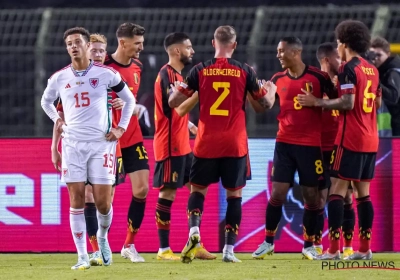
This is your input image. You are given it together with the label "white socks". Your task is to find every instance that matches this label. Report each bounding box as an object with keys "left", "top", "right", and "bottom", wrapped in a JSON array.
[
  {"left": 97, "top": 205, "right": 113, "bottom": 239},
  {"left": 189, "top": 226, "right": 200, "bottom": 237},
  {"left": 223, "top": 244, "right": 234, "bottom": 253},
  {"left": 70, "top": 208, "right": 87, "bottom": 256}
]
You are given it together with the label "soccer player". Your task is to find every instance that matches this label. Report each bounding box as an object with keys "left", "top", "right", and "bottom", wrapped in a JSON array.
[
  {"left": 41, "top": 27, "right": 136, "bottom": 269},
  {"left": 169, "top": 25, "right": 276, "bottom": 263},
  {"left": 297, "top": 20, "right": 381, "bottom": 260},
  {"left": 153, "top": 32, "right": 216, "bottom": 261},
  {"left": 251, "top": 37, "right": 336, "bottom": 260},
  {"left": 51, "top": 33, "right": 126, "bottom": 266},
  {"left": 103, "top": 22, "right": 148, "bottom": 263},
  {"left": 314, "top": 42, "right": 355, "bottom": 257}
]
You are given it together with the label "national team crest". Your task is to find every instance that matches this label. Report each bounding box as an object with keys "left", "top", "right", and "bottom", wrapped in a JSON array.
[
  {"left": 89, "top": 78, "right": 99, "bottom": 88},
  {"left": 74, "top": 231, "right": 84, "bottom": 240},
  {"left": 305, "top": 82, "right": 313, "bottom": 93},
  {"left": 134, "top": 73, "right": 139, "bottom": 85},
  {"left": 62, "top": 168, "right": 68, "bottom": 176},
  {"left": 172, "top": 171, "right": 178, "bottom": 182}
]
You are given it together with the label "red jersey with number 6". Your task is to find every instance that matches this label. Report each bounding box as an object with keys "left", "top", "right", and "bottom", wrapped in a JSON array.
[
  {"left": 272, "top": 66, "right": 336, "bottom": 147},
  {"left": 177, "top": 58, "right": 266, "bottom": 158},
  {"left": 335, "top": 57, "right": 379, "bottom": 152},
  {"left": 104, "top": 54, "right": 142, "bottom": 148}
]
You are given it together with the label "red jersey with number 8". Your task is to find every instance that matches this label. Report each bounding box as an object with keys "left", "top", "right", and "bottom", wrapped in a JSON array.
[
  {"left": 335, "top": 57, "right": 379, "bottom": 152},
  {"left": 272, "top": 66, "right": 336, "bottom": 147},
  {"left": 177, "top": 58, "right": 266, "bottom": 158}
]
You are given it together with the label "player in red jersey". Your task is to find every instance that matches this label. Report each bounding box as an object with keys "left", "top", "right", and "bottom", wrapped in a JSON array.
[
  {"left": 298, "top": 20, "right": 381, "bottom": 260},
  {"left": 251, "top": 37, "right": 336, "bottom": 261},
  {"left": 103, "top": 22, "right": 148, "bottom": 263},
  {"left": 51, "top": 33, "right": 126, "bottom": 266},
  {"left": 169, "top": 26, "right": 276, "bottom": 263},
  {"left": 153, "top": 32, "right": 216, "bottom": 261},
  {"left": 313, "top": 42, "right": 356, "bottom": 257}
]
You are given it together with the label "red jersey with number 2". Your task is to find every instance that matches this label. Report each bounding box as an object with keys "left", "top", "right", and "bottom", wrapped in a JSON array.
[
  {"left": 272, "top": 66, "right": 336, "bottom": 147},
  {"left": 104, "top": 54, "right": 142, "bottom": 148},
  {"left": 335, "top": 57, "right": 379, "bottom": 152},
  {"left": 178, "top": 58, "right": 266, "bottom": 158}
]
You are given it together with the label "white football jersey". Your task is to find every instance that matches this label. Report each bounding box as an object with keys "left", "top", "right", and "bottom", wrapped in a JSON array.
[{"left": 41, "top": 61, "right": 135, "bottom": 141}]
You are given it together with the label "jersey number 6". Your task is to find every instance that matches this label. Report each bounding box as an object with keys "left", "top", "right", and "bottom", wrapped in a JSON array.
[{"left": 363, "top": 80, "right": 376, "bottom": 113}]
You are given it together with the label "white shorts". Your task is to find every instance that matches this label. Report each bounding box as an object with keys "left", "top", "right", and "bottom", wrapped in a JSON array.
[{"left": 61, "top": 138, "right": 117, "bottom": 185}]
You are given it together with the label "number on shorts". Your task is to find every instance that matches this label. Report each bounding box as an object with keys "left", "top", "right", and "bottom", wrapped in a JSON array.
[
  {"left": 315, "top": 159, "right": 323, "bottom": 174},
  {"left": 363, "top": 80, "right": 376, "bottom": 113},
  {"left": 293, "top": 97, "right": 302, "bottom": 110},
  {"left": 331, "top": 110, "right": 339, "bottom": 117},
  {"left": 103, "top": 153, "right": 114, "bottom": 170},
  {"left": 118, "top": 157, "right": 123, "bottom": 173},
  {"left": 210, "top": 82, "right": 230, "bottom": 116},
  {"left": 136, "top": 146, "right": 148, "bottom": 160},
  {"left": 74, "top": 92, "right": 90, "bottom": 108},
  {"left": 330, "top": 150, "right": 335, "bottom": 165}
]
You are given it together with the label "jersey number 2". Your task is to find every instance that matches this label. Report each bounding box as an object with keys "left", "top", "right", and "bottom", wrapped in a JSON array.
[
  {"left": 74, "top": 92, "right": 90, "bottom": 108},
  {"left": 210, "top": 82, "right": 230, "bottom": 116},
  {"left": 363, "top": 80, "right": 376, "bottom": 113}
]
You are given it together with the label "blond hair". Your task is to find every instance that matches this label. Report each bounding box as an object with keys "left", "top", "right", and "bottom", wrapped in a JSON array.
[{"left": 90, "top": 33, "right": 107, "bottom": 44}]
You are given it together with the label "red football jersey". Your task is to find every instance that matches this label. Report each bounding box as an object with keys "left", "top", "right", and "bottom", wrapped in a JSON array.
[
  {"left": 178, "top": 58, "right": 266, "bottom": 158},
  {"left": 321, "top": 97, "right": 339, "bottom": 151},
  {"left": 154, "top": 64, "right": 191, "bottom": 161},
  {"left": 104, "top": 54, "right": 143, "bottom": 148},
  {"left": 335, "top": 57, "right": 379, "bottom": 152},
  {"left": 56, "top": 98, "right": 122, "bottom": 157},
  {"left": 272, "top": 66, "right": 335, "bottom": 147}
]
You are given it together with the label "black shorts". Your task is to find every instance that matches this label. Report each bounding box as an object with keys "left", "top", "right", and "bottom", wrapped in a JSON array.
[
  {"left": 114, "top": 156, "right": 126, "bottom": 186},
  {"left": 246, "top": 153, "right": 252, "bottom": 180},
  {"left": 330, "top": 145, "right": 376, "bottom": 182},
  {"left": 319, "top": 150, "right": 333, "bottom": 190},
  {"left": 190, "top": 155, "right": 248, "bottom": 190},
  {"left": 272, "top": 142, "right": 324, "bottom": 187},
  {"left": 153, "top": 153, "right": 193, "bottom": 189},
  {"left": 121, "top": 142, "right": 149, "bottom": 174}
]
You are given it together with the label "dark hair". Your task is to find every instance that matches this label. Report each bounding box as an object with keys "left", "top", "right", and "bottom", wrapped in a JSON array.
[
  {"left": 63, "top": 27, "right": 90, "bottom": 42},
  {"left": 335, "top": 20, "right": 371, "bottom": 55},
  {"left": 116, "top": 23, "right": 145, "bottom": 38},
  {"left": 316, "top": 42, "right": 337, "bottom": 61},
  {"left": 371, "top": 36, "right": 391, "bottom": 54},
  {"left": 280, "top": 36, "right": 303, "bottom": 49},
  {"left": 214, "top": 25, "right": 236, "bottom": 45},
  {"left": 163, "top": 32, "right": 190, "bottom": 50}
]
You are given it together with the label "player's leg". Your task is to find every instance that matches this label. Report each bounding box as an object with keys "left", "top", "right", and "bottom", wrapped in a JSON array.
[
  {"left": 62, "top": 139, "right": 90, "bottom": 270},
  {"left": 181, "top": 156, "right": 218, "bottom": 263},
  {"left": 318, "top": 146, "right": 363, "bottom": 260},
  {"left": 252, "top": 142, "right": 295, "bottom": 259},
  {"left": 342, "top": 185, "right": 355, "bottom": 257},
  {"left": 153, "top": 156, "right": 187, "bottom": 261},
  {"left": 88, "top": 140, "right": 116, "bottom": 266},
  {"left": 120, "top": 143, "right": 149, "bottom": 263},
  {"left": 314, "top": 151, "right": 332, "bottom": 254},
  {"left": 296, "top": 145, "right": 324, "bottom": 259},
  {"left": 344, "top": 152, "right": 376, "bottom": 260},
  {"left": 84, "top": 183, "right": 102, "bottom": 266},
  {"left": 220, "top": 156, "right": 248, "bottom": 263}
]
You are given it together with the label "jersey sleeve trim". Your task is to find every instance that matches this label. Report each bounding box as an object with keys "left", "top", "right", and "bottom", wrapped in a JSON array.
[{"left": 111, "top": 80, "right": 125, "bottom": 92}]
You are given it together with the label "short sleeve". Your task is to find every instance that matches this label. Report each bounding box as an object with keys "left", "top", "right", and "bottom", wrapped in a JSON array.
[
  {"left": 109, "top": 70, "right": 122, "bottom": 88},
  {"left": 338, "top": 64, "right": 357, "bottom": 95},
  {"left": 178, "top": 65, "right": 200, "bottom": 97}
]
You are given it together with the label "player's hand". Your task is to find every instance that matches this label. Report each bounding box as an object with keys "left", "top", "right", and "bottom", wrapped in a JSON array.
[
  {"left": 189, "top": 125, "right": 198, "bottom": 135},
  {"left": 298, "top": 89, "right": 318, "bottom": 107},
  {"left": 55, "top": 118, "right": 66, "bottom": 133},
  {"left": 112, "top": 98, "right": 124, "bottom": 110},
  {"left": 332, "top": 75, "right": 338, "bottom": 87},
  {"left": 105, "top": 127, "right": 125, "bottom": 141},
  {"left": 51, "top": 148, "right": 62, "bottom": 171},
  {"left": 261, "top": 80, "right": 277, "bottom": 95},
  {"left": 169, "top": 81, "right": 181, "bottom": 95}
]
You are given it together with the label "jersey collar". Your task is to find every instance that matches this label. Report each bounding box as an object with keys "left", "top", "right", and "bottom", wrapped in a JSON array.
[{"left": 70, "top": 60, "right": 94, "bottom": 77}]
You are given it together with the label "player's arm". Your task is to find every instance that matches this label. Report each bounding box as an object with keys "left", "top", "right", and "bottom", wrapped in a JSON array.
[
  {"left": 244, "top": 65, "right": 276, "bottom": 111},
  {"left": 110, "top": 72, "right": 136, "bottom": 132},
  {"left": 41, "top": 76, "right": 63, "bottom": 125},
  {"left": 297, "top": 64, "right": 355, "bottom": 110},
  {"left": 175, "top": 92, "right": 198, "bottom": 117},
  {"left": 51, "top": 100, "right": 64, "bottom": 152},
  {"left": 169, "top": 66, "right": 199, "bottom": 108},
  {"left": 188, "top": 121, "right": 198, "bottom": 135},
  {"left": 375, "top": 86, "right": 382, "bottom": 109}
]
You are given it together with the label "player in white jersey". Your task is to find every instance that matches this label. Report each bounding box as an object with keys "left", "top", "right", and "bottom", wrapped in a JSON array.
[{"left": 41, "top": 27, "right": 136, "bottom": 270}]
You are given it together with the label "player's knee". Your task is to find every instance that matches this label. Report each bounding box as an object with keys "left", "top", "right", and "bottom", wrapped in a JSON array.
[
  {"left": 132, "top": 183, "right": 149, "bottom": 198},
  {"left": 302, "top": 187, "right": 319, "bottom": 204},
  {"left": 159, "top": 188, "right": 177, "bottom": 201},
  {"left": 271, "top": 183, "right": 289, "bottom": 201},
  {"left": 96, "top": 201, "right": 111, "bottom": 215}
]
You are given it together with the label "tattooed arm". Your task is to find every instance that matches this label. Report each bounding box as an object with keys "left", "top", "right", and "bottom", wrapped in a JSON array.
[{"left": 315, "top": 93, "right": 355, "bottom": 110}]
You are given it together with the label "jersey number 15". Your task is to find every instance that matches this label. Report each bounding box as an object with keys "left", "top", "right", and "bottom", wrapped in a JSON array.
[{"left": 74, "top": 92, "right": 90, "bottom": 108}]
